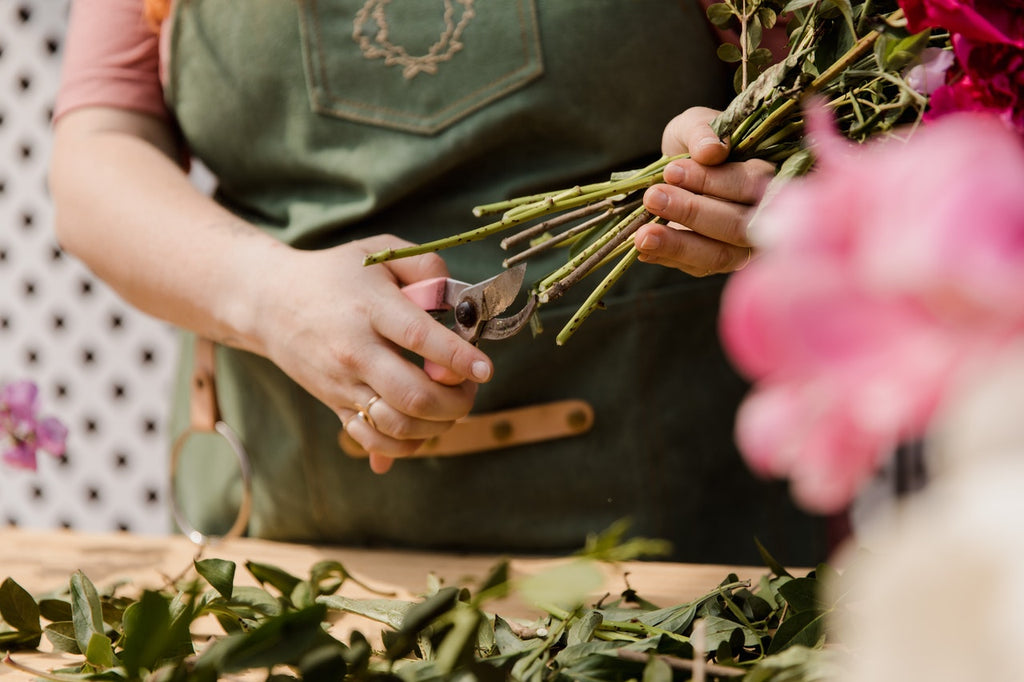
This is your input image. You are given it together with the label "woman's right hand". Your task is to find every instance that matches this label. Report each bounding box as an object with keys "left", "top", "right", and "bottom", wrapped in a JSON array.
[{"left": 255, "top": 235, "right": 495, "bottom": 473}]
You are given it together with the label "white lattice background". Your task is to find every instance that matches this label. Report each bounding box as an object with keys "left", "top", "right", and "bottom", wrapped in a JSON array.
[{"left": 0, "top": 0, "right": 178, "bottom": 534}]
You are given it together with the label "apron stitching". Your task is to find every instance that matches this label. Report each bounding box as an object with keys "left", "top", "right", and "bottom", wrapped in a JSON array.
[
  {"left": 352, "top": 0, "right": 477, "bottom": 80},
  {"left": 302, "top": 0, "right": 544, "bottom": 132}
]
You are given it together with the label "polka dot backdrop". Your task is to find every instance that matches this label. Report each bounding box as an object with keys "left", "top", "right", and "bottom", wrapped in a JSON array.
[{"left": 0, "top": 0, "right": 179, "bottom": 534}]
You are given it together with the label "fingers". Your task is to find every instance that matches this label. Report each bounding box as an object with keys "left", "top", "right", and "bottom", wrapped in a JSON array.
[
  {"left": 643, "top": 182, "right": 753, "bottom": 248},
  {"left": 661, "top": 157, "right": 775, "bottom": 207},
  {"left": 638, "top": 157, "right": 774, "bottom": 275},
  {"left": 635, "top": 222, "right": 754, "bottom": 276},
  {"left": 338, "top": 381, "right": 477, "bottom": 472},
  {"left": 661, "top": 107, "right": 730, "bottom": 164},
  {"left": 373, "top": 260, "right": 494, "bottom": 386}
]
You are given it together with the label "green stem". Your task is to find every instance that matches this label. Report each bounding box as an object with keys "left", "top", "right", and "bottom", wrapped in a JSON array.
[
  {"left": 500, "top": 198, "right": 615, "bottom": 251},
  {"left": 537, "top": 206, "right": 648, "bottom": 301},
  {"left": 556, "top": 247, "right": 641, "bottom": 346},
  {"left": 502, "top": 207, "right": 621, "bottom": 268},
  {"left": 363, "top": 174, "right": 661, "bottom": 266},
  {"left": 732, "top": 10, "right": 901, "bottom": 157}
]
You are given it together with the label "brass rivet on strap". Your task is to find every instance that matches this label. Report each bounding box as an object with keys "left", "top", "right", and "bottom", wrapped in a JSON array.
[
  {"left": 567, "top": 409, "right": 589, "bottom": 431},
  {"left": 491, "top": 420, "right": 513, "bottom": 442}
]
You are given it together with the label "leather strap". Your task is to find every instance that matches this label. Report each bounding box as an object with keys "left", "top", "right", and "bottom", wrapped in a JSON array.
[
  {"left": 190, "top": 336, "right": 220, "bottom": 431},
  {"left": 338, "top": 399, "right": 594, "bottom": 458}
]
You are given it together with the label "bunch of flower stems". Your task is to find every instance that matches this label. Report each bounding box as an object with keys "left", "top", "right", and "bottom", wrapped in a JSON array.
[{"left": 365, "top": 2, "right": 932, "bottom": 345}]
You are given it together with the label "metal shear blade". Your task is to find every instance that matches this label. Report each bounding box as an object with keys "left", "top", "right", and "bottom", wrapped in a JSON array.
[{"left": 402, "top": 263, "right": 534, "bottom": 343}]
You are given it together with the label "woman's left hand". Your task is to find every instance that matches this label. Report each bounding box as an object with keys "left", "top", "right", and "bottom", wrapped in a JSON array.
[{"left": 637, "top": 107, "right": 775, "bottom": 276}]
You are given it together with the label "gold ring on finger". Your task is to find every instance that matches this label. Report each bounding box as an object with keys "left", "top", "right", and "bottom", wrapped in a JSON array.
[{"left": 354, "top": 394, "right": 381, "bottom": 431}]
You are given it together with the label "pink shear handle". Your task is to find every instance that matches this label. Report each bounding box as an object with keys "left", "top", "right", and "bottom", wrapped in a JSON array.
[
  {"left": 401, "top": 277, "right": 452, "bottom": 312},
  {"left": 401, "top": 277, "right": 462, "bottom": 385}
]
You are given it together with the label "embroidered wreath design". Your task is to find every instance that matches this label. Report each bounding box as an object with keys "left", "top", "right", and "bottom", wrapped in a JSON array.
[{"left": 352, "top": 0, "right": 477, "bottom": 79}]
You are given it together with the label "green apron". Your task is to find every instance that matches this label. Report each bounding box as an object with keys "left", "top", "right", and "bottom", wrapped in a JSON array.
[{"left": 166, "top": 0, "right": 827, "bottom": 565}]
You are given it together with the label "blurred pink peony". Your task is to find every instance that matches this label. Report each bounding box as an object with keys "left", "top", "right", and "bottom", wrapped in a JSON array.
[{"left": 719, "top": 110, "right": 1024, "bottom": 513}]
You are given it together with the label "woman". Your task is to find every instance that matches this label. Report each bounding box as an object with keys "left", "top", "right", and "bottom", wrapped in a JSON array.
[{"left": 50, "top": 0, "right": 825, "bottom": 564}]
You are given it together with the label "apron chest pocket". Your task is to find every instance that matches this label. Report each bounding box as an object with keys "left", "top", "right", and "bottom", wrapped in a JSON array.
[{"left": 297, "top": 0, "right": 545, "bottom": 135}]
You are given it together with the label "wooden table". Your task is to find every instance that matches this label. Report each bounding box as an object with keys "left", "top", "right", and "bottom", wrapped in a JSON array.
[{"left": 0, "top": 529, "right": 763, "bottom": 679}]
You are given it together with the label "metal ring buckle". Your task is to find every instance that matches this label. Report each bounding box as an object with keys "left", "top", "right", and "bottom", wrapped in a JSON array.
[{"left": 169, "top": 420, "right": 252, "bottom": 547}]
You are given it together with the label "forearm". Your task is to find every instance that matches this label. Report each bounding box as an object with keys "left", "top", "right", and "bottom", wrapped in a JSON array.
[{"left": 49, "top": 108, "right": 283, "bottom": 356}]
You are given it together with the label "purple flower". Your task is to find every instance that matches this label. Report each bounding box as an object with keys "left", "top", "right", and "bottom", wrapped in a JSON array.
[
  {"left": 2, "top": 442, "right": 39, "bottom": 471},
  {"left": 0, "top": 380, "right": 68, "bottom": 471},
  {"left": 1, "top": 380, "right": 38, "bottom": 425},
  {"left": 36, "top": 417, "right": 68, "bottom": 457}
]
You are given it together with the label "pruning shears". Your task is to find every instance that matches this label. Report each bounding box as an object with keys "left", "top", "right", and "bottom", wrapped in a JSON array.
[{"left": 400, "top": 262, "right": 536, "bottom": 345}]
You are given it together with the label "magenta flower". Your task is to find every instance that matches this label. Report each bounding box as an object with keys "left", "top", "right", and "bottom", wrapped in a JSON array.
[
  {"left": 719, "top": 109, "right": 1024, "bottom": 513},
  {"left": 899, "top": 0, "right": 1024, "bottom": 134},
  {"left": 0, "top": 380, "right": 68, "bottom": 471},
  {"left": 900, "top": 0, "right": 1024, "bottom": 47}
]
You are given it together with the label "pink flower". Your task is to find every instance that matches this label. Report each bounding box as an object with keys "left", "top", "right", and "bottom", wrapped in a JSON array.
[
  {"left": 36, "top": 417, "right": 68, "bottom": 457},
  {"left": 905, "top": 48, "right": 956, "bottom": 95},
  {"left": 900, "top": 0, "right": 1024, "bottom": 47},
  {"left": 0, "top": 380, "right": 68, "bottom": 471},
  {"left": 720, "top": 110, "right": 1024, "bottom": 513},
  {"left": 899, "top": 0, "right": 1024, "bottom": 134},
  {"left": 2, "top": 442, "right": 39, "bottom": 471},
  {"left": 927, "top": 39, "right": 1024, "bottom": 133}
]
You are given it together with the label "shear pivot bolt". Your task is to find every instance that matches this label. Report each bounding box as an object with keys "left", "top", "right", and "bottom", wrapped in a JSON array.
[{"left": 455, "top": 301, "right": 478, "bottom": 328}]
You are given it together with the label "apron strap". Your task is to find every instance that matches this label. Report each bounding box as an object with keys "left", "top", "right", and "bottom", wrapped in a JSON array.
[
  {"left": 338, "top": 399, "right": 594, "bottom": 458},
  {"left": 190, "top": 336, "right": 220, "bottom": 431}
]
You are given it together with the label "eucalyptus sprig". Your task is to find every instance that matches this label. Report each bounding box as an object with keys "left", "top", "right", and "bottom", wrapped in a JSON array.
[{"left": 364, "top": 0, "right": 941, "bottom": 344}]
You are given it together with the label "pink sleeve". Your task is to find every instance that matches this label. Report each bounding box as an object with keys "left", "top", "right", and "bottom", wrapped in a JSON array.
[{"left": 54, "top": 0, "right": 169, "bottom": 123}]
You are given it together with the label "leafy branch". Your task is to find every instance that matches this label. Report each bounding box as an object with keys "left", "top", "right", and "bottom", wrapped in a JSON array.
[{"left": 0, "top": 530, "right": 846, "bottom": 682}]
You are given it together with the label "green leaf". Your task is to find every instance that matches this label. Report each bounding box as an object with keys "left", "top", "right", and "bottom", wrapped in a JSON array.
[
  {"left": 778, "top": 577, "right": 825, "bottom": 614},
  {"left": 44, "top": 621, "right": 81, "bottom": 654},
  {"left": 744, "top": 645, "right": 842, "bottom": 682},
  {"left": 474, "top": 559, "right": 510, "bottom": 604},
  {"left": 195, "top": 604, "right": 331, "bottom": 675},
  {"left": 518, "top": 560, "right": 604, "bottom": 610},
  {"left": 85, "top": 630, "right": 115, "bottom": 669},
  {"left": 0, "top": 629, "right": 41, "bottom": 650},
  {"left": 700, "top": 615, "right": 759, "bottom": 652},
  {"left": 642, "top": 653, "right": 673, "bottom": 682},
  {"left": 38, "top": 598, "right": 73, "bottom": 623},
  {"left": 0, "top": 578, "right": 41, "bottom": 634},
  {"left": 706, "top": 2, "right": 735, "bottom": 27},
  {"left": 433, "top": 603, "right": 483, "bottom": 674},
  {"left": 493, "top": 616, "right": 537, "bottom": 656},
  {"left": 747, "top": 19, "right": 764, "bottom": 51},
  {"left": 318, "top": 594, "right": 412, "bottom": 630},
  {"left": 766, "top": 610, "right": 827, "bottom": 654},
  {"left": 70, "top": 571, "right": 106, "bottom": 656},
  {"left": 755, "top": 538, "right": 793, "bottom": 578},
  {"left": 567, "top": 610, "right": 603, "bottom": 646},
  {"left": 637, "top": 603, "right": 696, "bottom": 634},
  {"left": 298, "top": 642, "right": 348, "bottom": 682},
  {"left": 782, "top": 0, "right": 818, "bottom": 12},
  {"left": 386, "top": 586, "right": 461, "bottom": 661},
  {"left": 758, "top": 7, "right": 778, "bottom": 30},
  {"left": 245, "top": 561, "right": 302, "bottom": 598},
  {"left": 226, "top": 585, "right": 282, "bottom": 617},
  {"left": 120, "top": 590, "right": 175, "bottom": 678},
  {"left": 195, "top": 559, "right": 236, "bottom": 600},
  {"left": 825, "top": 0, "right": 857, "bottom": 38},
  {"left": 717, "top": 42, "right": 743, "bottom": 63}
]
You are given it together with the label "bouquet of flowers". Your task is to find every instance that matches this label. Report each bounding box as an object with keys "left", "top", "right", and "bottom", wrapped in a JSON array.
[{"left": 365, "top": 0, "right": 947, "bottom": 344}]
